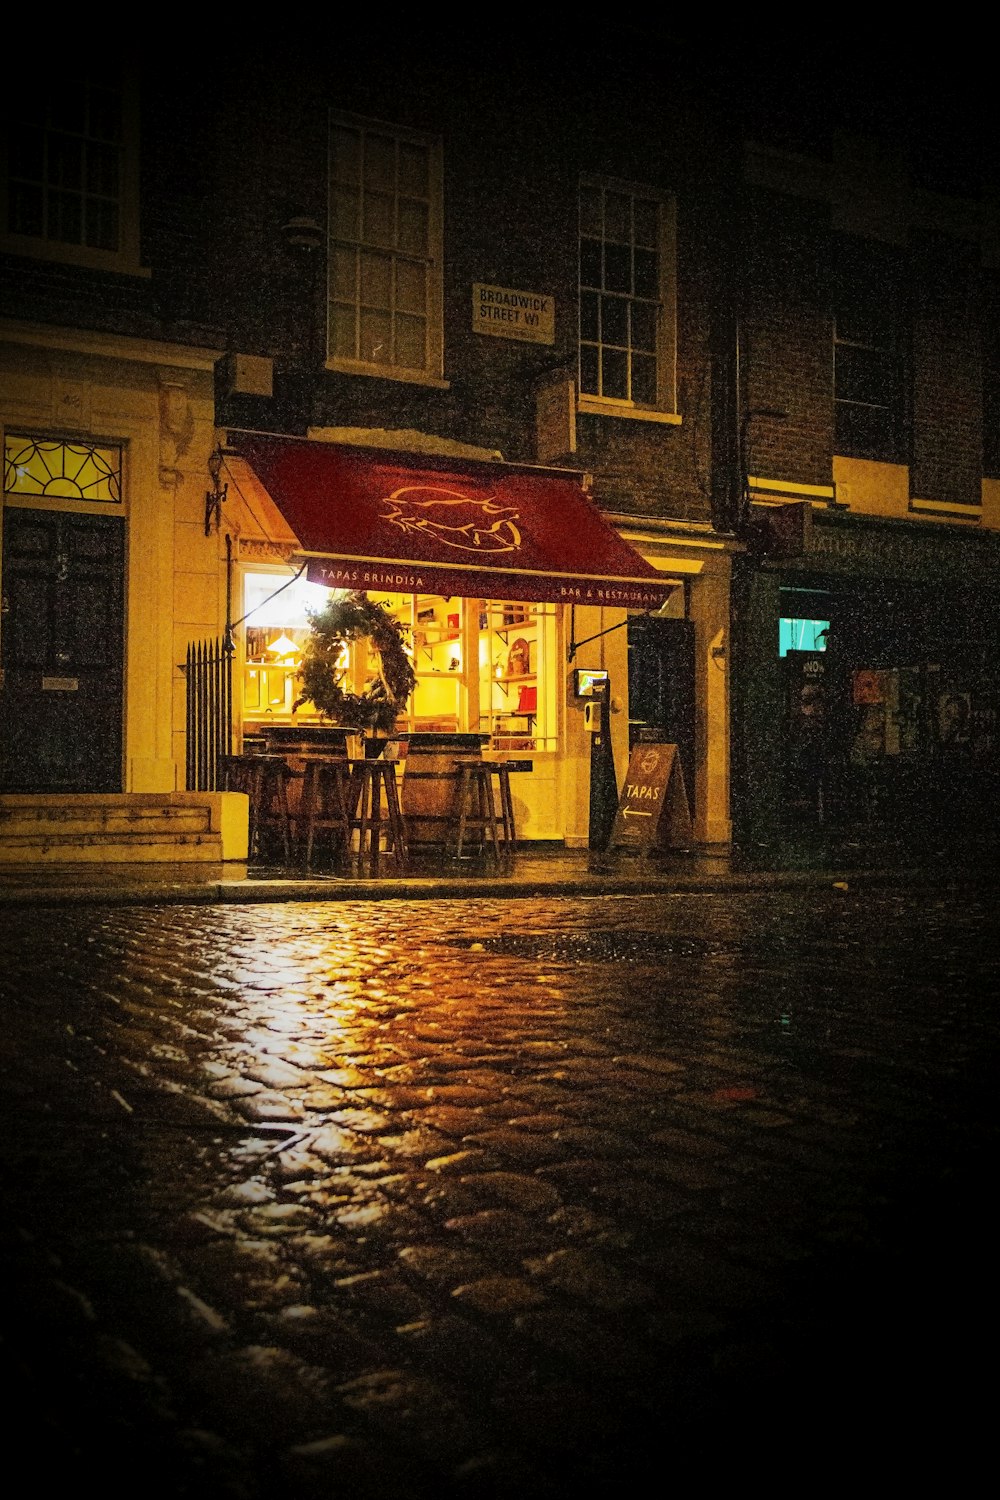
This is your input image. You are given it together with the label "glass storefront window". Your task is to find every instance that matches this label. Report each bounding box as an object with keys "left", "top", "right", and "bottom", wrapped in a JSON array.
[
  {"left": 241, "top": 570, "right": 330, "bottom": 718},
  {"left": 239, "top": 575, "right": 558, "bottom": 752}
]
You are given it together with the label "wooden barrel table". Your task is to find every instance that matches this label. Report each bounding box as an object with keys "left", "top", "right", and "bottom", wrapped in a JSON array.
[
  {"left": 258, "top": 725, "right": 360, "bottom": 830},
  {"left": 400, "top": 732, "right": 490, "bottom": 853}
]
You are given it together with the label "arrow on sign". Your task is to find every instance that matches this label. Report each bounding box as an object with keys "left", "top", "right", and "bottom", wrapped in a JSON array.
[{"left": 621, "top": 806, "right": 653, "bottom": 818}]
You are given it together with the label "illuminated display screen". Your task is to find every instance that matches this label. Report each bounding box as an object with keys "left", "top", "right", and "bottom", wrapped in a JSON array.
[
  {"left": 573, "top": 668, "right": 609, "bottom": 697},
  {"left": 779, "top": 618, "right": 829, "bottom": 657}
]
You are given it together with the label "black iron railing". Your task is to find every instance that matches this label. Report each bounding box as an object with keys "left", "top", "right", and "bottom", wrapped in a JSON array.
[{"left": 184, "top": 634, "right": 234, "bottom": 790}]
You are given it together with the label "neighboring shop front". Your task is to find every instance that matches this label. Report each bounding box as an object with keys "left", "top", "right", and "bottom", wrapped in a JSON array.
[
  {"left": 0, "top": 321, "right": 221, "bottom": 797},
  {"left": 220, "top": 430, "right": 737, "bottom": 848},
  {"left": 731, "top": 508, "right": 1000, "bottom": 844}
]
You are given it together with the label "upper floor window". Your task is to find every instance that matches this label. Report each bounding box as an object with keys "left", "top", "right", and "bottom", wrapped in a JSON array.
[
  {"left": 833, "top": 241, "right": 905, "bottom": 463},
  {"left": 1, "top": 55, "right": 143, "bottom": 274},
  {"left": 327, "top": 113, "right": 444, "bottom": 385},
  {"left": 578, "top": 176, "right": 677, "bottom": 419}
]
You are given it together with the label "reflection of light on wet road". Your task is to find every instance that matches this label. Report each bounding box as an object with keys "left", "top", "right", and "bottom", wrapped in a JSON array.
[{"left": 1, "top": 889, "right": 996, "bottom": 1493}]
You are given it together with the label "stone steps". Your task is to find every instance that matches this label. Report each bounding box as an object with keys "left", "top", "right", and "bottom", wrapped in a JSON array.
[{"left": 0, "top": 793, "right": 248, "bottom": 865}]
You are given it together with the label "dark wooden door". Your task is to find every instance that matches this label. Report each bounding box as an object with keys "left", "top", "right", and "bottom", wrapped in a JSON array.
[
  {"left": 627, "top": 615, "right": 696, "bottom": 813},
  {"left": 0, "top": 508, "right": 125, "bottom": 792}
]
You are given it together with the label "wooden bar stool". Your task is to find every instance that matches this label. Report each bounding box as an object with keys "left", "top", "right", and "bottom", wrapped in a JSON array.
[
  {"left": 298, "top": 756, "right": 355, "bottom": 870},
  {"left": 489, "top": 762, "right": 516, "bottom": 851},
  {"left": 448, "top": 761, "right": 504, "bottom": 861},
  {"left": 220, "top": 753, "right": 295, "bottom": 864},
  {"left": 347, "top": 759, "right": 408, "bottom": 876}
]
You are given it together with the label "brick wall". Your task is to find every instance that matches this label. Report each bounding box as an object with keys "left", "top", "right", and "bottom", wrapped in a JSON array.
[
  {"left": 742, "top": 189, "right": 835, "bottom": 487},
  {"left": 910, "top": 234, "right": 983, "bottom": 505}
]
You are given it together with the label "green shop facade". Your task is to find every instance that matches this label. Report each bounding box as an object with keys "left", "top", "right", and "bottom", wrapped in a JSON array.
[{"left": 730, "top": 509, "right": 1000, "bottom": 849}]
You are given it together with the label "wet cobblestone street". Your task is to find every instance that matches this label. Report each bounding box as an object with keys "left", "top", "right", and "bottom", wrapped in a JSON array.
[{"left": 2, "top": 887, "right": 997, "bottom": 1497}]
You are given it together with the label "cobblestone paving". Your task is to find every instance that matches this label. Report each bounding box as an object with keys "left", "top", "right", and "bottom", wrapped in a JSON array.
[{"left": 2, "top": 889, "right": 997, "bottom": 1496}]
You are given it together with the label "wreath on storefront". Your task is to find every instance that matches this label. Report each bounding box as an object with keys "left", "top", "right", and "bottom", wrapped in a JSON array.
[{"left": 293, "top": 591, "right": 416, "bottom": 734}]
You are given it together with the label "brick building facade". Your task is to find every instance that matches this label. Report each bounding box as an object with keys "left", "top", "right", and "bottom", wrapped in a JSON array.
[{"left": 1, "top": 35, "right": 997, "bottom": 859}]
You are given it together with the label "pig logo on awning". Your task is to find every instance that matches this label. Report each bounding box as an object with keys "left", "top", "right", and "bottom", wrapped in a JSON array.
[{"left": 382, "top": 486, "right": 522, "bottom": 553}]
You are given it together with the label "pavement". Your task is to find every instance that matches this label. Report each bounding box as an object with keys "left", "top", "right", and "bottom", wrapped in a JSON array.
[
  {"left": 0, "top": 827, "right": 990, "bottom": 905},
  {"left": 2, "top": 879, "right": 996, "bottom": 1496}
]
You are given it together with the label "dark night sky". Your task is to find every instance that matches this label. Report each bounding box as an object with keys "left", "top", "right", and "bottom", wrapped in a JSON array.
[{"left": 195, "top": 25, "right": 996, "bottom": 198}]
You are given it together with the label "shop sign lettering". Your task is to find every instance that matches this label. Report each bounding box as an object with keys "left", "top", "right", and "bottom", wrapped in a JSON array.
[
  {"left": 473, "top": 284, "right": 555, "bottom": 345},
  {"left": 609, "top": 743, "right": 693, "bottom": 853},
  {"left": 808, "top": 523, "right": 986, "bottom": 581}
]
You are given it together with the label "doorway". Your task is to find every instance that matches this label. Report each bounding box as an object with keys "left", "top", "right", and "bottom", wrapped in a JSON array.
[
  {"left": 627, "top": 615, "right": 696, "bottom": 813},
  {"left": 1, "top": 508, "right": 125, "bottom": 792}
]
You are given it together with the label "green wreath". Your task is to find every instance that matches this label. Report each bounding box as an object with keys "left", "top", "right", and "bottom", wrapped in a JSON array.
[{"left": 293, "top": 591, "right": 416, "bottom": 735}]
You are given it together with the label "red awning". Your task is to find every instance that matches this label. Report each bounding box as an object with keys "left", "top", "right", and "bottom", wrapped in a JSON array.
[{"left": 226, "top": 433, "right": 675, "bottom": 610}]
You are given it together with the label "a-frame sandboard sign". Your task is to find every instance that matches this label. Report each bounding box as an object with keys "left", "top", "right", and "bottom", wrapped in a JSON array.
[{"left": 608, "top": 742, "right": 693, "bottom": 853}]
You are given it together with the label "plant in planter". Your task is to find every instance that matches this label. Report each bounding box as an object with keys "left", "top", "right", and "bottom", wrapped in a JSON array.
[{"left": 293, "top": 591, "right": 416, "bottom": 736}]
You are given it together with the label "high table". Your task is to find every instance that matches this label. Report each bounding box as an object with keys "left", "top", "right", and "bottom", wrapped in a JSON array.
[{"left": 256, "top": 726, "right": 359, "bottom": 835}]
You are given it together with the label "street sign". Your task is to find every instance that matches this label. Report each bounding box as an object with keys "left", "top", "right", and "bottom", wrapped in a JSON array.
[{"left": 608, "top": 742, "right": 692, "bottom": 853}]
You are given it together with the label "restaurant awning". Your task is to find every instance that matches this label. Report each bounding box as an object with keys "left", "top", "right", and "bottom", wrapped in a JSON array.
[{"left": 225, "top": 433, "right": 676, "bottom": 610}]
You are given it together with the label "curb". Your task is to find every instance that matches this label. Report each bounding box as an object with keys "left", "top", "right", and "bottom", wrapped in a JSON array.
[{"left": 0, "top": 865, "right": 977, "bottom": 907}]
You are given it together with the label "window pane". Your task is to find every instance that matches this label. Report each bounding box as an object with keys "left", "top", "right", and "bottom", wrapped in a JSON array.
[
  {"left": 360, "top": 309, "right": 392, "bottom": 363},
  {"left": 331, "top": 125, "right": 360, "bottom": 184},
  {"left": 396, "top": 258, "right": 426, "bottom": 314},
  {"left": 329, "top": 114, "right": 441, "bottom": 378},
  {"left": 632, "top": 353, "right": 657, "bottom": 405},
  {"left": 364, "top": 133, "right": 396, "bottom": 188},
  {"left": 604, "top": 242, "right": 631, "bottom": 293},
  {"left": 332, "top": 185, "right": 359, "bottom": 239},
  {"left": 86, "top": 197, "right": 118, "bottom": 250},
  {"left": 363, "top": 190, "right": 393, "bottom": 248},
  {"left": 631, "top": 300, "right": 656, "bottom": 352},
  {"left": 836, "top": 402, "right": 893, "bottom": 458},
  {"left": 836, "top": 304, "right": 890, "bottom": 346},
  {"left": 395, "top": 313, "right": 426, "bottom": 369},
  {"left": 397, "top": 198, "right": 428, "bottom": 256},
  {"left": 579, "top": 236, "right": 601, "bottom": 288},
  {"left": 330, "top": 302, "right": 356, "bottom": 358},
  {"left": 580, "top": 343, "right": 599, "bottom": 395},
  {"left": 8, "top": 124, "right": 44, "bottom": 179},
  {"left": 360, "top": 250, "right": 392, "bottom": 307},
  {"left": 398, "top": 141, "right": 428, "bottom": 196},
  {"left": 332, "top": 245, "right": 356, "bottom": 299},
  {"left": 4, "top": 435, "right": 121, "bottom": 502},
  {"left": 602, "top": 346, "right": 628, "bottom": 399},
  {"left": 604, "top": 190, "right": 630, "bottom": 242},
  {"left": 50, "top": 190, "right": 82, "bottom": 244},
  {"left": 579, "top": 183, "right": 602, "bottom": 237},
  {"left": 836, "top": 344, "right": 893, "bottom": 406},
  {"left": 633, "top": 246, "right": 658, "bottom": 299},
  {"left": 49, "top": 133, "right": 82, "bottom": 188},
  {"left": 633, "top": 198, "right": 657, "bottom": 248},
  {"left": 580, "top": 288, "right": 599, "bottom": 342},
  {"left": 8, "top": 183, "right": 43, "bottom": 236},
  {"left": 86, "top": 141, "right": 118, "bottom": 196},
  {"left": 601, "top": 293, "right": 628, "bottom": 346}
]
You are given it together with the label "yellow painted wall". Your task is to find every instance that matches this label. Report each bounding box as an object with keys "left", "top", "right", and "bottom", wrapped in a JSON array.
[
  {"left": 832, "top": 456, "right": 911, "bottom": 518},
  {"left": 0, "top": 323, "right": 221, "bottom": 795}
]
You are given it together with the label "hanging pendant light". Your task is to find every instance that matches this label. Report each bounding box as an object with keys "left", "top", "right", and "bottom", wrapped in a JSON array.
[{"left": 267, "top": 633, "right": 300, "bottom": 660}]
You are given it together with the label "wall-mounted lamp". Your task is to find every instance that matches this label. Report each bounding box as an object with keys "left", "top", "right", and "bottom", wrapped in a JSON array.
[
  {"left": 281, "top": 214, "right": 323, "bottom": 252},
  {"left": 204, "top": 446, "right": 228, "bottom": 536}
]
